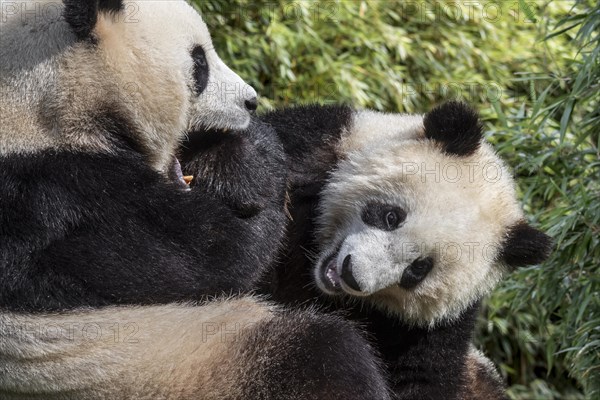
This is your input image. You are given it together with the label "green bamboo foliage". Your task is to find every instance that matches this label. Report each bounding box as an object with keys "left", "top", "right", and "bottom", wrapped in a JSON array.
[
  {"left": 480, "top": 1, "right": 599, "bottom": 398},
  {"left": 195, "top": 1, "right": 598, "bottom": 398}
]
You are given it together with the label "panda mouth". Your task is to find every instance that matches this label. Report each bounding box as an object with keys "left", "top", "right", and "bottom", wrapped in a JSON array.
[{"left": 319, "top": 251, "right": 343, "bottom": 293}]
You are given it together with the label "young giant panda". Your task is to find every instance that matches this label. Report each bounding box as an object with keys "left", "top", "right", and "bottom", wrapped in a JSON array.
[
  {"left": 252, "top": 102, "right": 552, "bottom": 399},
  {"left": 0, "top": 1, "right": 391, "bottom": 398}
]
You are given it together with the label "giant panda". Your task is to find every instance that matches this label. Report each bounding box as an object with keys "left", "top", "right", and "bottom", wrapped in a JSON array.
[
  {"left": 244, "top": 101, "right": 551, "bottom": 399},
  {"left": 0, "top": 1, "right": 391, "bottom": 398}
]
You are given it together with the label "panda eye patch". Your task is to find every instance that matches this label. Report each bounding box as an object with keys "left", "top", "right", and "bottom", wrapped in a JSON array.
[
  {"left": 191, "top": 45, "right": 209, "bottom": 94},
  {"left": 361, "top": 202, "right": 406, "bottom": 231}
]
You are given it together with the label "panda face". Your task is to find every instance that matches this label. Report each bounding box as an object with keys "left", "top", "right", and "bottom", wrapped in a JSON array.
[
  {"left": 314, "top": 102, "right": 551, "bottom": 326},
  {"left": 93, "top": 0, "right": 258, "bottom": 168},
  {"left": 0, "top": 0, "right": 257, "bottom": 172}
]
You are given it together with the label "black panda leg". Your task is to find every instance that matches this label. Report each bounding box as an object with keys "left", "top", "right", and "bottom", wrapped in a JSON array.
[
  {"left": 230, "top": 308, "right": 392, "bottom": 400},
  {"left": 178, "top": 119, "right": 290, "bottom": 293}
]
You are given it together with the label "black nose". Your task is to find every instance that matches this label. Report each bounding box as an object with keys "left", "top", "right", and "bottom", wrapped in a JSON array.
[
  {"left": 244, "top": 97, "right": 258, "bottom": 111},
  {"left": 340, "top": 255, "right": 361, "bottom": 292},
  {"left": 399, "top": 257, "right": 434, "bottom": 289}
]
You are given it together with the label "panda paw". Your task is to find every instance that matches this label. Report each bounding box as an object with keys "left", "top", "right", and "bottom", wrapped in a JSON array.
[{"left": 179, "top": 118, "right": 287, "bottom": 218}]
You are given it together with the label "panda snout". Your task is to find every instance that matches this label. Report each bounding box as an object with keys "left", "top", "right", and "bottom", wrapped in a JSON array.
[
  {"left": 340, "top": 254, "right": 362, "bottom": 292},
  {"left": 399, "top": 257, "right": 434, "bottom": 289}
]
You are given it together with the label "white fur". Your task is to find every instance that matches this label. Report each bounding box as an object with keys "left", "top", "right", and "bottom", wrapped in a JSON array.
[
  {"left": 0, "top": 297, "right": 275, "bottom": 399},
  {"left": 315, "top": 113, "right": 524, "bottom": 327},
  {"left": 0, "top": 0, "right": 256, "bottom": 171},
  {"left": 339, "top": 110, "right": 425, "bottom": 154}
]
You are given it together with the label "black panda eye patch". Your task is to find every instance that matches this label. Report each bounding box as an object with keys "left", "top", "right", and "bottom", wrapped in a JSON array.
[
  {"left": 361, "top": 202, "right": 406, "bottom": 231},
  {"left": 191, "top": 45, "right": 209, "bottom": 95}
]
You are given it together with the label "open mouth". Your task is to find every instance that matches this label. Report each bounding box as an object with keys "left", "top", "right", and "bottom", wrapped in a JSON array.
[{"left": 318, "top": 250, "right": 344, "bottom": 294}]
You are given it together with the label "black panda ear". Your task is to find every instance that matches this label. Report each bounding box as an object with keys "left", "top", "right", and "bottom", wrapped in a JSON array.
[
  {"left": 63, "top": 0, "right": 124, "bottom": 40},
  {"left": 499, "top": 221, "right": 553, "bottom": 269},
  {"left": 423, "top": 101, "right": 483, "bottom": 157}
]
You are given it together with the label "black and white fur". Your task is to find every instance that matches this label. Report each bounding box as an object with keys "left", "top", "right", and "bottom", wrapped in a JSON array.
[
  {"left": 0, "top": 2, "right": 391, "bottom": 398},
  {"left": 257, "top": 102, "right": 552, "bottom": 399},
  {"left": 0, "top": 0, "right": 258, "bottom": 171}
]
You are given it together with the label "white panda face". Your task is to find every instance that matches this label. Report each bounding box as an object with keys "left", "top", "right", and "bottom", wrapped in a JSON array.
[
  {"left": 314, "top": 102, "right": 551, "bottom": 327},
  {"left": 0, "top": 0, "right": 256, "bottom": 171},
  {"left": 95, "top": 0, "right": 257, "bottom": 168},
  {"left": 125, "top": 0, "right": 257, "bottom": 131}
]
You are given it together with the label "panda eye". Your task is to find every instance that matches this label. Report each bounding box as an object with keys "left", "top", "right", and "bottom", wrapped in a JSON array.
[
  {"left": 191, "top": 45, "right": 209, "bottom": 94},
  {"left": 385, "top": 211, "right": 398, "bottom": 229},
  {"left": 361, "top": 202, "right": 406, "bottom": 231}
]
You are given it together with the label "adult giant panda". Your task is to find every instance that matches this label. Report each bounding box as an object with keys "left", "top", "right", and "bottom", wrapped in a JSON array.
[
  {"left": 0, "top": 1, "right": 391, "bottom": 398},
  {"left": 246, "top": 102, "right": 551, "bottom": 399}
]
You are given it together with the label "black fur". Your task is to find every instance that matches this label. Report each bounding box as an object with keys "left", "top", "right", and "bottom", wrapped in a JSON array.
[
  {"left": 0, "top": 120, "right": 287, "bottom": 312},
  {"left": 233, "top": 309, "right": 392, "bottom": 400},
  {"left": 63, "top": 0, "right": 123, "bottom": 40},
  {"left": 500, "top": 220, "right": 553, "bottom": 268},
  {"left": 191, "top": 45, "right": 210, "bottom": 95},
  {"left": 423, "top": 101, "right": 483, "bottom": 157},
  {"left": 180, "top": 120, "right": 285, "bottom": 218},
  {"left": 399, "top": 257, "right": 434, "bottom": 290},
  {"left": 261, "top": 104, "right": 354, "bottom": 196}
]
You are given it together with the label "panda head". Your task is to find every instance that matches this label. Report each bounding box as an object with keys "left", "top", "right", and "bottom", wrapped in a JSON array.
[
  {"left": 0, "top": 0, "right": 257, "bottom": 171},
  {"left": 314, "top": 102, "right": 552, "bottom": 327}
]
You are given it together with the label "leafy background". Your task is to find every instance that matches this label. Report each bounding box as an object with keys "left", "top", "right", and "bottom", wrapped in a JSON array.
[{"left": 194, "top": 1, "right": 599, "bottom": 398}]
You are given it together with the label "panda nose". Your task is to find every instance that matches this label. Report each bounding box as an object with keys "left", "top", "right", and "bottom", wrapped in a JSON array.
[
  {"left": 340, "top": 255, "right": 361, "bottom": 292},
  {"left": 244, "top": 97, "right": 258, "bottom": 112}
]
